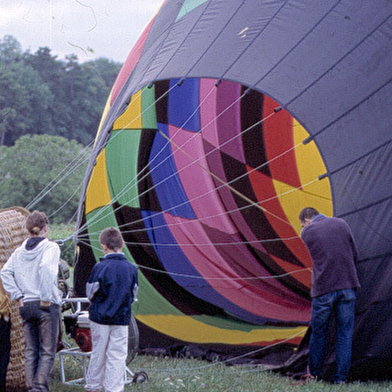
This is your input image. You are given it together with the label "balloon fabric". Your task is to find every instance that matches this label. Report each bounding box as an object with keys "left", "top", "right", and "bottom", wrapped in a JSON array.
[{"left": 74, "top": 0, "right": 392, "bottom": 379}]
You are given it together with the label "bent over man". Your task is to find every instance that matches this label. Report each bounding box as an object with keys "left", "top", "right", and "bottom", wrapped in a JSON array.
[{"left": 299, "top": 207, "right": 360, "bottom": 384}]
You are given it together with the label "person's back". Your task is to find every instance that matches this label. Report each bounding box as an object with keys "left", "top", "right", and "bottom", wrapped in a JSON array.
[
  {"left": 299, "top": 207, "right": 360, "bottom": 384},
  {"left": 85, "top": 227, "right": 138, "bottom": 392},
  {"left": 0, "top": 210, "right": 60, "bottom": 392},
  {"left": 301, "top": 215, "right": 360, "bottom": 297},
  {"left": 88, "top": 252, "right": 138, "bottom": 326},
  {"left": 3, "top": 238, "right": 62, "bottom": 305}
]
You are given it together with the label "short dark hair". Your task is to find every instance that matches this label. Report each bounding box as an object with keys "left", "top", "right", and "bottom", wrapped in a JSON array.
[
  {"left": 99, "top": 227, "right": 124, "bottom": 251},
  {"left": 26, "top": 210, "right": 49, "bottom": 236},
  {"left": 299, "top": 207, "right": 319, "bottom": 222}
]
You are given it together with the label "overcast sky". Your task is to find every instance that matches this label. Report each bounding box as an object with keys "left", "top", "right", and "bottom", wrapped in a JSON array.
[{"left": 0, "top": 0, "right": 163, "bottom": 63}]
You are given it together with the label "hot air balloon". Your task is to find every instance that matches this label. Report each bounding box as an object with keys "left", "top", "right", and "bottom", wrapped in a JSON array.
[{"left": 74, "top": 0, "right": 392, "bottom": 379}]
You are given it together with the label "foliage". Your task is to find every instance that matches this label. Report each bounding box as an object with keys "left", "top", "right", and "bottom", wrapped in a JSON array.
[
  {"left": 0, "top": 54, "right": 52, "bottom": 145},
  {"left": 0, "top": 35, "right": 122, "bottom": 146},
  {"left": 51, "top": 223, "right": 77, "bottom": 266},
  {"left": 0, "top": 134, "right": 89, "bottom": 223},
  {"left": 0, "top": 35, "right": 22, "bottom": 63}
]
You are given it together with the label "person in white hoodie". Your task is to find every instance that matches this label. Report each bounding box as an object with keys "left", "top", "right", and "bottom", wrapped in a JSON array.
[{"left": 0, "top": 211, "right": 61, "bottom": 392}]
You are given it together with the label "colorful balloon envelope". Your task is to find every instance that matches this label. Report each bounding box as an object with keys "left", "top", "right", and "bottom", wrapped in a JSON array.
[{"left": 74, "top": 0, "right": 392, "bottom": 374}]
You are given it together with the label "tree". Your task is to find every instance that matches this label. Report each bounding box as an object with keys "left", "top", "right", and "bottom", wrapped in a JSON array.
[
  {"left": 85, "top": 57, "right": 122, "bottom": 90},
  {"left": 0, "top": 134, "right": 89, "bottom": 223},
  {"left": 0, "top": 59, "right": 52, "bottom": 146},
  {"left": 0, "top": 35, "right": 23, "bottom": 63},
  {"left": 61, "top": 54, "right": 107, "bottom": 143},
  {"left": 24, "top": 48, "right": 122, "bottom": 145},
  {"left": 0, "top": 35, "right": 122, "bottom": 146},
  {"left": 23, "top": 47, "right": 68, "bottom": 138}
]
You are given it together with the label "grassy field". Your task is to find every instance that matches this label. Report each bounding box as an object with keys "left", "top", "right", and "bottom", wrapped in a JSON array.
[{"left": 49, "top": 352, "right": 392, "bottom": 392}]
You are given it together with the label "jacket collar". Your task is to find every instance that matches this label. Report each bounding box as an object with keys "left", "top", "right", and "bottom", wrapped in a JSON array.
[
  {"left": 312, "top": 214, "right": 326, "bottom": 223},
  {"left": 100, "top": 252, "right": 126, "bottom": 261}
]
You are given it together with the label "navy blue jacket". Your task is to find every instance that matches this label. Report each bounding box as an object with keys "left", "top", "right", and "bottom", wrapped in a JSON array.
[
  {"left": 301, "top": 215, "right": 360, "bottom": 298},
  {"left": 86, "top": 253, "right": 138, "bottom": 326}
]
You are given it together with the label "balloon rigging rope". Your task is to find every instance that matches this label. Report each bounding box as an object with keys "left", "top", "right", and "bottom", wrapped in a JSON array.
[
  {"left": 134, "top": 262, "right": 312, "bottom": 281},
  {"left": 156, "top": 126, "right": 299, "bottom": 227},
  {"left": 78, "top": 237, "right": 311, "bottom": 281},
  {"left": 74, "top": 82, "right": 229, "bottom": 233},
  {"left": 25, "top": 0, "right": 383, "bottom": 241},
  {"left": 32, "top": 77, "right": 318, "bottom": 255},
  {"left": 79, "top": 167, "right": 314, "bottom": 239},
  {"left": 36, "top": 80, "right": 317, "bottom": 249},
  {"left": 77, "top": 118, "right": 319, "bottom": 239},
  {"left": 46, "top": 182, "right": 84, "bottom": 220},
  {"left": 75, "top": 81, "right": 311, "bottom": 238},
  {"left": 103, "top": 176, "right": 316, "bottom": 238},
  {"left": 80, "top": 180, "right": 316, "bottom": 240},
  {"left": 70, "top": 91, "right": 316, "bottom": 281},
  {"left": 78, "top": 136, "right": 315, "bottom": 240},
  {"left": 50, "top": 0, "right": 340, "bottom": 237},
  {"left": 75, "top": 123, "right": 303, "bottom": 240},
  {"left": 25, "top": 139, "right": 94, "bottom": 210},
  {"left": 115, "top": 235, "right": 300, "bottom": 246},
  {"left": 76, "top": 92, "right": 322, "bottom": 239},
  {"left": 74, "top": 82, "right": 179, "bottom": 234}
]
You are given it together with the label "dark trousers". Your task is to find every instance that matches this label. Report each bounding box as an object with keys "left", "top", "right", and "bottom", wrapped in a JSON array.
[
  {"left": 309, "top": 288, "right": 356, "bottom": 383},
  {"left": 19, "top": 301, "right": 60, "bottom": 392},
  {"left": 0, "top": 316, "right": 11, "bottom": 392}
]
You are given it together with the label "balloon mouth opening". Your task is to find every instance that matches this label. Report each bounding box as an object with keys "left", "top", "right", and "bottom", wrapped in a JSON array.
[{"left": 82, "top": 77, "right": 332, "bottom": 325}]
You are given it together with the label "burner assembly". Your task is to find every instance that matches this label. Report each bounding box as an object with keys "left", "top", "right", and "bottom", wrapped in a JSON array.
[{"left": 63, "top": 311, "right": 92, "bottom": 353}]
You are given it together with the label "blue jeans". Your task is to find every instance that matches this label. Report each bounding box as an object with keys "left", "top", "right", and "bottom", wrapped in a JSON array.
[
  {"left": 309, "top": 288, "right": 356, "bottom": 383},
  {"left": 19, "top": 301, "right": 60, "bottom": 392}
]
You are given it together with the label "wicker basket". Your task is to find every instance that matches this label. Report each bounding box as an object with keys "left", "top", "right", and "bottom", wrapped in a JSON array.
[{"left": 0, "top": 207, "right": 30, "bottom": 392}]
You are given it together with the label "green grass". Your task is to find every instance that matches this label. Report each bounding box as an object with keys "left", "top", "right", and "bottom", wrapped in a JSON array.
[{"left": 49, "top": 353, "right": 392, "bottom": 392}]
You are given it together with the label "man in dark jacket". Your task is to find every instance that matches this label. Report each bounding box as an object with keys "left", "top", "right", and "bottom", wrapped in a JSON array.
[
  {"left": 299, "top": 207, "right": 360, "bottom": 384},
  {"left": 85, "top": 227, "right": 138, "bottom": 392}
]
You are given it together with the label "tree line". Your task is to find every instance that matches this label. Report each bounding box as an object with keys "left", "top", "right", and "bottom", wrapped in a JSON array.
[
  {"left": 0, "top": 35, "right": 122, "bottom": 146},
  {"left": 0, "top": 35, "right": 122, "bottom": 222}
]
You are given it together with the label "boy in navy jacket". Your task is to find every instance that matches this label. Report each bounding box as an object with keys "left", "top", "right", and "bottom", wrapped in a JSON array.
[{"left": 85, "top": 227, "right": 138, "bottom": 392}]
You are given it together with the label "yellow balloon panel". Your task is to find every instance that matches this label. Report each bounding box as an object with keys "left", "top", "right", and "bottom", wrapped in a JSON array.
[
  {"left": 274, "top": 120, "right": 333, "bottom": 235},
  {"left": 85, "top": 149, "right": 112, "bottom": 215},
  {"left": 94, "top": 91, "right": 113, "bottom": 146},
  {"left": 137, "top": 315, "right": 306, "bottom": 344},
  {"left": 113, "top": 91, "right": 142, "bottom": 130}
]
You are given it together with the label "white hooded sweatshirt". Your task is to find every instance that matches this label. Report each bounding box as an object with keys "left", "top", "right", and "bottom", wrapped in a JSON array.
[{"left": 0, "top": 238, "right": 62, "bottom": 305}]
